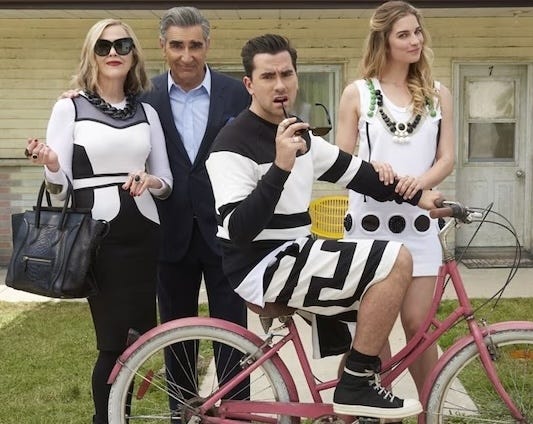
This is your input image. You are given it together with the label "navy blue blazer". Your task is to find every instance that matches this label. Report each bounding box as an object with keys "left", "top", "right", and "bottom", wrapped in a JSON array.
[{"left": 142, "top": 70, "right": 250, "bottom": 261}]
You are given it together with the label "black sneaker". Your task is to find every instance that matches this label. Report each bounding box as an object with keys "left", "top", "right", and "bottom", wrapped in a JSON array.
[{"left": 333, "top": 367, "right": 422, "bottom": 419}]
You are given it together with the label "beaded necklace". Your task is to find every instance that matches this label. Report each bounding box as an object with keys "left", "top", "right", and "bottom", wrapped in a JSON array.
[
  {"left": 366, "top": 79, "right": 436, "bottom": 144},
  {"left": 84, "top": 91, "right": 138, "bottom": 120}
]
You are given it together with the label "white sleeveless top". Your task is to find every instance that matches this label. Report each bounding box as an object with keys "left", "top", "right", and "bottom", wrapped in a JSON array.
[{"left": 345, "top": 78, "right": 442, "bottom": 276}]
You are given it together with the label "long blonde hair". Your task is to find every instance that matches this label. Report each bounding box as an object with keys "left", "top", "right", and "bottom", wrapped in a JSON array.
[
  {"left": 71, "top": 19, "right": 150, "bottom": 95},
  {"left": 359, "top": 1, "right": 438, "bottom": 115}
]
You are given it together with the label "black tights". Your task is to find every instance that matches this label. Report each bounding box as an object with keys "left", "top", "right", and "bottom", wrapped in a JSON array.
[{"left": 92, "top": 350, "right": 122, "bottom": 424}]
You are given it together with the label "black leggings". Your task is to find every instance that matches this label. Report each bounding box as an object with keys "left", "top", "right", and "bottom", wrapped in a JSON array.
[{"left": 92, "top": 350, "right": 122, "bottom": 424}]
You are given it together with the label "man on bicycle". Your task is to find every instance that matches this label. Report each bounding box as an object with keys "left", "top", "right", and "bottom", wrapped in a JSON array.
[{"left": 206, "top": 33, "right": 440, "bottom": 420}]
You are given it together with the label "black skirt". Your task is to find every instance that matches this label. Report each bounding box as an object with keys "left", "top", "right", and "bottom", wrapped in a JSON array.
[{"left": 88, "top": 190, "right": 160, "bottom": 351}]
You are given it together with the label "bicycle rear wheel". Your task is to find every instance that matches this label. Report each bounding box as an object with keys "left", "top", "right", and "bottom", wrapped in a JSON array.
[
  {"left": 108, "top": 323, "right": 294, "bottom": 424},
  {"left": 426, "top": 328, "right": 533, "bottom": 423}
]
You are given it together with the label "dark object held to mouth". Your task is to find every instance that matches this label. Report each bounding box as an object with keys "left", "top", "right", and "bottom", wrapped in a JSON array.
[{"left": 279, "top": 101, "right": 332, "bottom": 137}]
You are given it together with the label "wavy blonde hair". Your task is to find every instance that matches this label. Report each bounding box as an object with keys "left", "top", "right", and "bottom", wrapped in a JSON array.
[
  {"left": 359, "top": 1, "right": 438, "bottom": 115},
  {"left": 71, "top": 19, "right": 150, "bottom": 95}
]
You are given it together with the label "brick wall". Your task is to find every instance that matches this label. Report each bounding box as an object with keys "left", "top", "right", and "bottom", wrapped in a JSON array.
[{"left": 0, "top": 161, "right": 44, "bottom": 265}]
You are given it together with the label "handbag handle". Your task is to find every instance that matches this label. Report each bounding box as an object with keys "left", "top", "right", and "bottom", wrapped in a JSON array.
[{"left": 35, "top": 178, "right": 75, "bottom": 230}]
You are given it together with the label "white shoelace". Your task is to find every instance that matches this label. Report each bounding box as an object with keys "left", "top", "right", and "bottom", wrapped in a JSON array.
[
  {"left": 370, "top": 381, "right": 398, "bottom": 403},
  {"left": 344, "top": 367, "right": 398, "bottom": 403}
]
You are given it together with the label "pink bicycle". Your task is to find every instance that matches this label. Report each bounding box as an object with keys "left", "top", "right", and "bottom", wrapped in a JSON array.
[{"left": 107, "top": 201, "right": 532, "bottom": 423}]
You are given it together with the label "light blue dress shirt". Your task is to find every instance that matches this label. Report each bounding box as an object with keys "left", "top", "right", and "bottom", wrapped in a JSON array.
[{"left": 167, "top": 67, "right": 211, "bottom": 164}]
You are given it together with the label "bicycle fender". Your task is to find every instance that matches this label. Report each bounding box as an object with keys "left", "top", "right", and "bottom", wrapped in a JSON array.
[
  {"left": 106, "top": 317, "right": 299, "bottom": 400},
  {"left": 419, "top": 320, "right": 533, "bottom": 417}
]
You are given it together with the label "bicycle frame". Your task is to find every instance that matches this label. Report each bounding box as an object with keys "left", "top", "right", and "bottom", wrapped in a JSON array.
[
  {"left": 211, "top": 316, "right": 337, "bottom": 421},
  {"left": 212, "top": 257, "right": 531, "bottom": 424},
  {"left": 389, "top": 258, "right": 531, "bottom": 423},
  {"left": 108, "top": 218, "right": 532, "bottom": 423}
]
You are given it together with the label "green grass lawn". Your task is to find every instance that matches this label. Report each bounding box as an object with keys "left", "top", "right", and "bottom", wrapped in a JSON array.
[
  {"left": 0, "top": 301, "right": 95, "bottom": 424},
  {"left": 0, "top": 299, "right": 531, "bottom": 423},
  {"left": 0, "top": 301, "right": 210, "bottom": 424},
  {"left": 436, "top": 297, "right": 533, "bottom": 349}
]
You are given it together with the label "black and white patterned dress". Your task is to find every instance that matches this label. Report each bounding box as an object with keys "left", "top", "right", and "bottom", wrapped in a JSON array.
[{"left": 44, "top": 94, "right": 172, "bottom": 350}]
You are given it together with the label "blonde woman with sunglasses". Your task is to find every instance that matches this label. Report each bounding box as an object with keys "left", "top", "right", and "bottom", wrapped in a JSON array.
[{"left": 25, "top": 19, "right": 172, "bottom": 423}]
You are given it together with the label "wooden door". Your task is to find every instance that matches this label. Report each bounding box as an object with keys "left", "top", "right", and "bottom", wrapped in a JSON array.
[{"left": 455, "top": 64, "right": 530, "bottom": 254}]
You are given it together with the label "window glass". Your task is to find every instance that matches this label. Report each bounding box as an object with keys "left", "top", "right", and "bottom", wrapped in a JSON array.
[
  {"left": 468, "top": 123, "right": 515, "bottom": 160},
  {"left": 468, "top": 80, "right": 515, "bottom": 119},
  {"left": 466, "top": 79, "right": 516, "bottom": 162}
]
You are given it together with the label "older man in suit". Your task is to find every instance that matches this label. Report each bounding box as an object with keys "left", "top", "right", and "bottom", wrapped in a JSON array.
[{"left": 141, "top": 7, "right": 250, "bottom": 413}]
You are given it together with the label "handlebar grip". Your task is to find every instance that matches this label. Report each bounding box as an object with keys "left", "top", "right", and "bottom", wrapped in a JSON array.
[
  {"left": 430, "top": 197, "right": 453, "bottom": 219},
  {"left": 430, "top": 200, "right": 471, "bottom": 221},
  {"left": 430, "top": 207, "right": 453, "bottom": 219}
]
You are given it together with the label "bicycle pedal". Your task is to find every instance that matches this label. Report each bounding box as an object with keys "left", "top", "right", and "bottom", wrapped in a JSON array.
[
  {"left": 186, "top": 416, "right": 201, "bottom": 424},
  {"left": 357, "top": 417, "right": 380, "bottom": 424},
  {"left": 312, "top": 414, "right": 345, "bottom": 424}
]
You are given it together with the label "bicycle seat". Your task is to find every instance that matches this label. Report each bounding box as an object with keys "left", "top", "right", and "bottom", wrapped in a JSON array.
[
  {"left": 246, "top": 301, "right": 296, "bottom": 318},
  {"left": 247, "top": 302, "right": 296, "bottom": 333}
]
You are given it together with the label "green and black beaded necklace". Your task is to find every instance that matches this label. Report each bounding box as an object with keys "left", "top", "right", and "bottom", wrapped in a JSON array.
[{"left": 365, "top": 78, "right": 436, "bottom": 144}]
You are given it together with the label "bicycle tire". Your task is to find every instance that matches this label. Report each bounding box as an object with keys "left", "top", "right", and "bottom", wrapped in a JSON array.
[
  {"left": 426, "top": 328, "right": 533, "bottom": 423},
  {"left": 108, "top": 323, "right": 294, "bottom": 424}
]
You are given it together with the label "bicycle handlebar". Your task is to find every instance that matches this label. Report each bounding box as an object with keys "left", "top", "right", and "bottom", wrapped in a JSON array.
[{"left": 430, "top": 200, "right": 482, "bottom": 223}]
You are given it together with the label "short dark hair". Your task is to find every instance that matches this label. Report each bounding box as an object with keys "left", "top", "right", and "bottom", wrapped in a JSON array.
[{"left": 241, "top": 34, "right": 297, "bottom": 77}]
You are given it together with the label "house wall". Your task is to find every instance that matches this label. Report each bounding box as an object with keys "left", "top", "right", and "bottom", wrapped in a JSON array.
[{"left": 1, "top": 13, "right": 533, "bottom": 264}]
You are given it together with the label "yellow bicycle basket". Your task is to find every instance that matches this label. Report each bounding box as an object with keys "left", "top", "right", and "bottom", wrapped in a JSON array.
[{"left": 308, "top": 195, "right": 348, "bottom": 239}]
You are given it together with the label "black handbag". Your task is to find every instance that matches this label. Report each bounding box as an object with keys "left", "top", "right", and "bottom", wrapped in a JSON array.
[{"left": 6, "top": 179, "right": 109, "bottom": 299}]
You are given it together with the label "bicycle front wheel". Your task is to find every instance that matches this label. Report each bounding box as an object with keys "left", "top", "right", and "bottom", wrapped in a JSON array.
[
  {"left": 426, "top": 328, "right": 533, "bottom": 423},
  {"left": 108, "top": 323, "right": 294, "bottom": 424}
]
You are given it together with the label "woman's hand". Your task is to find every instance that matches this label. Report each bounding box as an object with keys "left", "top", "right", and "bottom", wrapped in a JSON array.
[
  {"left": 122, "top": 170, "right": 162, "bottom": 197},
  {"left": 370, "top": 161, "right": 396, "bottom": 185},
  {"left": 25, "top": 138, "right": 60, "bottom": 172},
  {"left": 418, "top": 189, "right": 443, "bottom": 211},
  {"left": 395, "top": 175, "right": 425, "bottom": 200}
]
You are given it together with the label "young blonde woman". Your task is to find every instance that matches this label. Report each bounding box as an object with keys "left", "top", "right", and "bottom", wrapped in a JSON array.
[
  {"left": 26, "top": 19, "right": 172, "bottom": 423},
  {"left": 336, "top": 0, "right": 455, "bottom": 406}
]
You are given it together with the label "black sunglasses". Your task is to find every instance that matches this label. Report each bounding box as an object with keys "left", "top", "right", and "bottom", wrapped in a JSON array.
[
  {"left": 281, "top": 102, "right": 332, "bottom": 136},
  {"left": 94, "top": 37, "right": 134, "bottom": 56}
]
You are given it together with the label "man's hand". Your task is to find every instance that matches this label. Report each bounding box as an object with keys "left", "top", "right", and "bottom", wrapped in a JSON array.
[
  {"left": 58, "top": 89, "right": 81, "bottom": 100},
  {"left": 418, "top": 189, "right": 444, "bottom": 211},
  {"left": 274, "top": 117, "right": 309, "bottom": 171}
]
